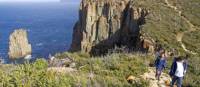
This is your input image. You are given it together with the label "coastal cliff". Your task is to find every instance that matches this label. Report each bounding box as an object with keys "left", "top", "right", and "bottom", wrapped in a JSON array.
[
  {"left": 70, "top": 0, "right": 149, "bottom": 55},
  {"left": 8, "top": 29, "right": 32, "bottom": 59}
]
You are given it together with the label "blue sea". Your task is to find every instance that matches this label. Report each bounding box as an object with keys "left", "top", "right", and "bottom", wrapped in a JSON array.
[{"left": 0, "top": 2, "right": 79, "bottom": 62}]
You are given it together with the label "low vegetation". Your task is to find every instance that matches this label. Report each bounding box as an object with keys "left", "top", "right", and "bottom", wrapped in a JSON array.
[
  {"left": 182, "top": 31, "right": 200, "bottom": 53},
  {"left": 0, "top": 51, "right": 199, "bottom": 86},
  {"left": 168, "top": 0, "right": 200, "bottom": 27},
  {"left": 0, "top": 53, "right": 151, "bottom": 87},
  {"left": 183, "top": 54, "right": 200, "bottom": 86},
  {"left": 135, "top": 0, "right": 189, "bottom": 52}
]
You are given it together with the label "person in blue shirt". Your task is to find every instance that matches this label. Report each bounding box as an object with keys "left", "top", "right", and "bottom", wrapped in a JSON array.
[
  {"left": 155, "top": 51, "right": 167, "bottom": 81},
  {"left": 154, "top": 48, "right": 164, "bottom": 66}
]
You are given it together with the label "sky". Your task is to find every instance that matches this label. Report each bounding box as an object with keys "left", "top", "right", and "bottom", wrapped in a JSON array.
[
  {"left": 0, "top": 0, "right": 60, "bottom": 2},
  {"left": 0, "top": 0, "right": 81, "bottom": 2}
]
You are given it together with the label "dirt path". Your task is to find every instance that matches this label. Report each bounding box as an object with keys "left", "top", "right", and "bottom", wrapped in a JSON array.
[
  {"left": 141, "top": 67, "right": 171, "bottom": 87},
  {"left": 164, "top": 0, "right": 197, "bottom": 55}
]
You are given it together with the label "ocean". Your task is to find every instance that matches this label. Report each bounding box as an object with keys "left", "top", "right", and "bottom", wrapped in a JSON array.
[{"left": 0, "top": 2, "right": 79, "bottom": 62}]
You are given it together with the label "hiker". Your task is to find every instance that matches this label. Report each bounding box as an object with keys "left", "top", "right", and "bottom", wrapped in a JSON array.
[
  {"left": 154, "top": 48, "right": 164, "bottom": 66},
  {"left": 169, "top": 56, "right": 187, "bottom": 87},
  {"left": 155, "top": 51, "right": 167, "bottom": 81}
]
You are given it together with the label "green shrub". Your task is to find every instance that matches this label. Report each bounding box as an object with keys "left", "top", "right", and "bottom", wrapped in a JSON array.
[
  {"left": 33, "top": 58, "right": 48, "bottom": 70},
  {"left": 0, "top": 53, "right": 151, "bottom": 87}
]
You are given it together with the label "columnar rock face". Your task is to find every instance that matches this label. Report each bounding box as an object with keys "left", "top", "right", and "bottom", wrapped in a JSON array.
[
  {"left": 8, "top": 29, "right": 32, "bottom": 59},
  {"left": 70, "top": 0, "right": 149, "bottom": 55}
]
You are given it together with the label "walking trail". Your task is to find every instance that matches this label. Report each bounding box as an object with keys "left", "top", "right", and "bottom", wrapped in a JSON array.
[
  {"left": 164, "top": 0, "right": 198, "bottom": 55},
  {"left": 141, "top": 67, "right": 171, "bottom": 87}
]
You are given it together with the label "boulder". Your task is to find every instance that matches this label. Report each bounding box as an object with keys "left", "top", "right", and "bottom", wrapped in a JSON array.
[
  {"left": 127, "top": 75, "right": 140, "bottom": 84},
  {"left": 8, "top": 29, "right": 32, "bottom": 59}
]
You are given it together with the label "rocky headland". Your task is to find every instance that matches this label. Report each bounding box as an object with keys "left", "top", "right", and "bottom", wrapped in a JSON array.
[
  {"left": 70, "top": 0, "right": 200, "bottom": 56},
  {"left": 70, "top": 0, "right": 152, "bottom": 55}
]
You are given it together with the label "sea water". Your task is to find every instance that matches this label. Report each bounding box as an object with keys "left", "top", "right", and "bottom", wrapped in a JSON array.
[{"left": 0, "top": 2, "right": 79, "bottom": 62}]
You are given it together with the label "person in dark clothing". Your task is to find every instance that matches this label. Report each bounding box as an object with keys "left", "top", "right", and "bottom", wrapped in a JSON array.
[
  {"left": 155, "top": 52, "right": 167, "bottom": 81},
  {"left": 170, "top": 55, "right": 188, "bottom": 76},
  {"left": 169, "top": 56, "right": 187, "bottom": 87}
]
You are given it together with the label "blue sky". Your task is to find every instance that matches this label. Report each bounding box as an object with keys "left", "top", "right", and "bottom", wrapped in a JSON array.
[
  {"left": 0, "top": 0, "right": 60, "bottom": 2},
  {"left": 1, "top": 0, "right": 81, "bottom": 2},
  {"left": 0, "top": 0, "right": 81, "bottom": 2}
]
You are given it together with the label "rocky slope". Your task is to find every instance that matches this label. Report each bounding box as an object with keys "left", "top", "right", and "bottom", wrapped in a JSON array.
[
  {"left": 70, "top": 0, "right": 199, "bottom": 56},
  {"left": 70, "top": 0, "right": 150, "bottom": 55},
  {"left": 8, "top": 29, "right": 32, "bottom": 59}
]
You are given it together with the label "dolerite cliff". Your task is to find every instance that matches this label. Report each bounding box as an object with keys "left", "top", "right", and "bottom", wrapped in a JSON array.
[
  {"left": 8, "top": 29, "right": 32, "bottom": 59},
  {"left": 70, "top": 0, "right": 149, "bottom": 55}
]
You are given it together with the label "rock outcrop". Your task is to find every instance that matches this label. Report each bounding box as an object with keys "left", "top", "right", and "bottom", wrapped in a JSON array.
[
  {"left": 8, "top": 29, "right": 32, "bottom": 59},
  {"left": 70, "top": 0, "right": 149, "bottom": 55}
]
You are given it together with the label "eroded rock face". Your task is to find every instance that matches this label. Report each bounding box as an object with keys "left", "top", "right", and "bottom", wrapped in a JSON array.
[
  {"left": 70, "top": 0, "right": 149, "bottom": 55},
  {"left": 8, "top": 29, "right": 32, "bottom": 59}
]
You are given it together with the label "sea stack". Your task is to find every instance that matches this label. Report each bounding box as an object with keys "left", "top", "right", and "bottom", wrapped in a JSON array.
[
  {"left": 8, "top": 29, "right": 32, "bottom": 59},
  {"left": 70, "top": 0, "right": 149, "bottom": 55}
]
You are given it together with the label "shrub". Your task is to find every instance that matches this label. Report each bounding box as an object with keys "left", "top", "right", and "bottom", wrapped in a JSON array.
[{"left": 33, "top": 58, "right": 48, "bottom": 70}]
